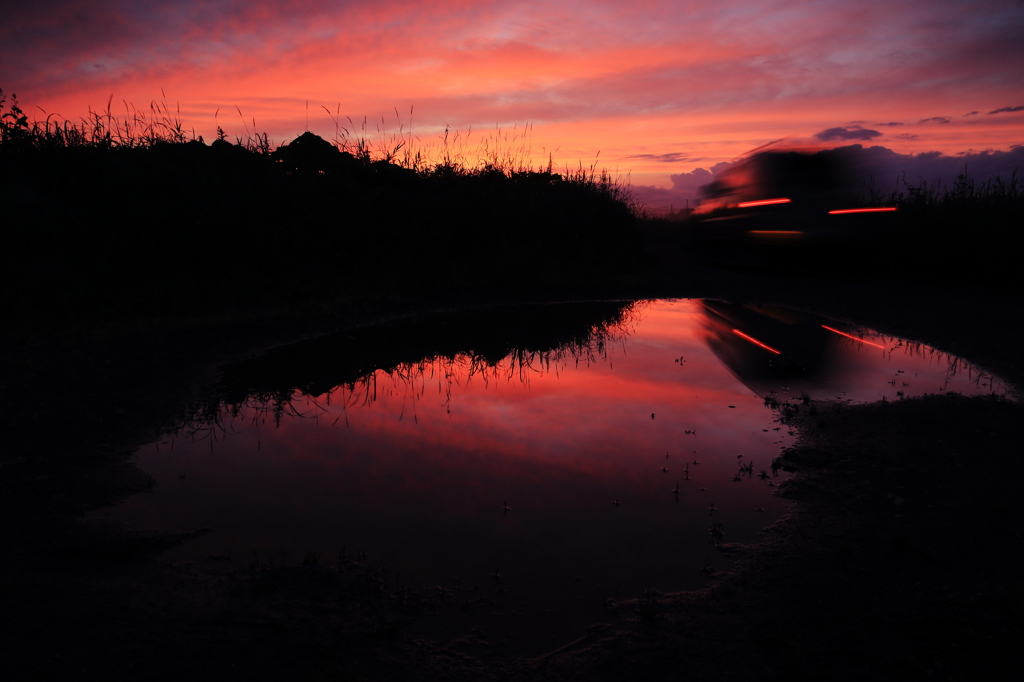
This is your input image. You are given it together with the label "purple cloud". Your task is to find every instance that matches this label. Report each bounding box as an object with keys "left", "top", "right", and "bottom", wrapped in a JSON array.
[
  {"left": 630, "top": 162, "right": 732, "bottom": 212},
  {"left": 917, "top": 116, "right": 952, "bottom": 124},
  {"left": 814, "top": 127, "right": 883, "bottom": 141},
  {"left": 988, "top": 105, "right": 1024, "bottom": 114},
  {"left": 822, "top": 144, "right": 1024, "bottom": 188},
  {"left": 624, "top": 152, "right": 703, "bottom": 163}
]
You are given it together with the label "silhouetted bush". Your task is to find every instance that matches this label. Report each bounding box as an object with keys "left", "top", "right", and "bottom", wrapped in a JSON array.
[
  {"left": 864, "top": 171, "right": 1024, "bottom": 291},
  {"left": 0, "top": 89, "right": 641, "bottom": 320}
]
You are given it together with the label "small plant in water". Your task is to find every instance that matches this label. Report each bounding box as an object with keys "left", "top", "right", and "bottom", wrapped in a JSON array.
[
  {"left": 709, "top": 522, "right": 725, "bottom": 546},
  {"left": 636, "top": 588, "right": 662, "bottom": 623},
  {"left": 247, "top": 550, "right": 287, "bottom": 593}
]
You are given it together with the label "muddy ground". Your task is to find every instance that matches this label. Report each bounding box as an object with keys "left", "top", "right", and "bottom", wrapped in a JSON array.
[{"left": 2, "top": 230, "right": 1023, "bottom": 681}]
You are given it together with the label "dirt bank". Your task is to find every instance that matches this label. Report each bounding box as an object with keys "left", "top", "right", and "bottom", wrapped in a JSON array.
[{"left": 532, "top": 392, "right": 1023, "bottom": 681}]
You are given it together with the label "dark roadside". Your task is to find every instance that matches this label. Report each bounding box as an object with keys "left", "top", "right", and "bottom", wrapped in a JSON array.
[{"left": 2, "top": 223, "right": 1023, "bottom": 681}]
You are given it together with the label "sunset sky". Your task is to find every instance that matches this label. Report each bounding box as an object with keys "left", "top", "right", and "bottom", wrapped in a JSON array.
[{"left": 4, "top": 0, "right": 1023, "bottom": 208}]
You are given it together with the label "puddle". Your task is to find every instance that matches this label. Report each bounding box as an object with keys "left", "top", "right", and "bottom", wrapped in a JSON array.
[{"left": 92, "top": 299, "right": 1005, "bottom": 653}]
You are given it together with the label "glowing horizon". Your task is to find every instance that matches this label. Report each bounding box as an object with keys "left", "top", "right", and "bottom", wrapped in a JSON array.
[{"left": 3, "top": 0, "right": 1022, "bottom": 208}]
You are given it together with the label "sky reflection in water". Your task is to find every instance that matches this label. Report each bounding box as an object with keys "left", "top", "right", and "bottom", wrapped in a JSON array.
[{"left": 96, "top": 299, "right": 1004, "bottom": 650}]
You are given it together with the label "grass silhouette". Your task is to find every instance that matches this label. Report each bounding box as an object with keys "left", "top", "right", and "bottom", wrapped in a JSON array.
[
  {"left": 0, "top": 89, "right": 641, "bottom": 323},
  {"left": 863, "top": 170, "right": 1024, "bottom": 290},
  {"left": 4, "top": 85, "right": 1019, "bottom": 329},
  {"left": 668, "top": 158, "right": 1023, "bottom": 291}
]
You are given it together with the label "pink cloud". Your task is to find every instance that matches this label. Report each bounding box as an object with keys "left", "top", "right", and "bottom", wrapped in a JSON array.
[
  {"left": 3, "top": 0, "right": 1021, "bottom": 181},
  {"left": 814, "top": 126, "right": 883, "bottom": 142}
]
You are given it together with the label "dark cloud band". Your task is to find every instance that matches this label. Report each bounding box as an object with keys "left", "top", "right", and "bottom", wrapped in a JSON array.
[{"left": 814, "top": 127, "right": 882, "bottom": 141}]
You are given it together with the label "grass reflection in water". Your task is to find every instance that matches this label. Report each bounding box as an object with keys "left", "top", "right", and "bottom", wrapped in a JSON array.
[{"left": 98, "top": 299, "right": 1004, "bottom": 652}]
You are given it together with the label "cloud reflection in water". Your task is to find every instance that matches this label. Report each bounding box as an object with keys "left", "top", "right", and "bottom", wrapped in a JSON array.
[{"left": 98, "top": 299, "right": 1004, "bottom": 650}]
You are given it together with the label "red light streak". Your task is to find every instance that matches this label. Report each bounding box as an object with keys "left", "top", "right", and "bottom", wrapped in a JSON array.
[
  {"left": 821, "top": 325, "right": 885, "bottom": 348},
  {"left": 731, "top": 329, "right": 781, "bottom": 354},
  {"left": 748, "top": 230, "right": 802, "bottom": 234},
  {"left": 738, "top": 198, "right": 791, "bottom": 208},
  {"left": 828, "top": 207, "right": 897, "bottom": 214}
]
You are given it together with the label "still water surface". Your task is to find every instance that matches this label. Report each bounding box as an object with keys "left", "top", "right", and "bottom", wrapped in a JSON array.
[{"left": 93, "top": 299, "right": 1004, "bottom": 650}]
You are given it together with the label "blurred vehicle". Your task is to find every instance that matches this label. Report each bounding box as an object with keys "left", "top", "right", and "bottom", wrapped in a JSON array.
[
  {"left": 692, "top": 150, "right": 896, "bottom": 265},
  {"left": 698, "top": 300, "right": 834, "bottom": 398}
]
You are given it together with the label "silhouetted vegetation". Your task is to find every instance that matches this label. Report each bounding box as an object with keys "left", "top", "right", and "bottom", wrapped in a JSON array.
[
  {"left": 0, "top": 89, "right": 641, "bottom": 322},
  {"left": 674, "top": 159, "right": 1024, "bottom": 291},
  {"left": 669, "top": 147, "right": 1023, "bottom": 292},
  {"left": 865, "top": 171, "right": 1024, "bottom": 291},
  {"left": 182, "top": 300, "right": 638, "bottom": 429}
]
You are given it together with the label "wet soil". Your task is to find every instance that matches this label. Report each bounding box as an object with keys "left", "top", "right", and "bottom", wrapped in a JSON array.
[
  {"left": 532, "top": 393, "right": 1024, "bottom": 681},
  {"left": 2, "top": 228, "right": 1023, "bottom": 680}
]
